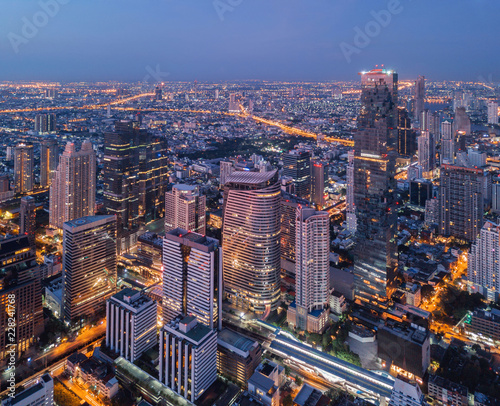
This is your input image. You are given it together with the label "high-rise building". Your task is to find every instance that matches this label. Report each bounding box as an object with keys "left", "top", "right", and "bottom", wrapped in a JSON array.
[
  {"left": 282, "top": 149, "right": 311, "bottom": 200},
  {"left": 155, "top": 86, "right": 162, "bottom": 101},
  {"left": 34, "top": 113, "right": 56, "bottom": 134},
  {"left": 453, "top": 107, "right": 471, "bottom": 150},
  {"left": 397, "top": 107, "right": 417, "bottom": 157},
  {"left": 409, "top": 179, "right": 432, "bottom": 208},
  {"left": 0, "top": 174, "right": 10, "bottom": 193},
  {"left": 310, "top": 160, "right": 327, "bottom": 207},
  {"left": 468, "top": 221, "right": 500, "bottom": 302},
  {"left": 346, "top": 149, "right": 357, "bottom": 233},
  {"left": 62, "top": 215, "right": 117, "bottom": 323},
  {"left": 492, "top": 182, "right": 500, "bottom": 214},
  {"left": 414, "top": 75, "right": 425, "bottom": 122},
  {"left": 14, "top": 143, "right": 34, "bottom": 194},
  {"left": 49, "top": 141, "right": 96, "bottom": 229},
  {"left": 106, "top": 288, "right": 157, "bottom": 362},
  {"left": 287, "top": 207, "right": 330, "bottom": 333},
  {"left": 439, "top": 165, "right": 484, "bottom": 242},
  {"left": 228, "top": 93, "right": 239, "bottom": 113},
  {"left": 40, "top": 139, "right": 58, "bottom": 188},
  {"left": 0, "top": 235, "right": 44, "bottom": 359},
  {"left": 159, "top": 315, "right": 217, "bottom": 403},
  {"left": 220, "top": 160, "right": 234, "bottom": 187},
  {"left": 280, "top": 195, "right": 311, "bottom": 277},
  {"left": 441, "top": 120, "right": 455, "bottom": 164},
  {"left": 162, "top": 229, "right": 222, "bottom": 329},
  {"left": 164, "top": 184, "right": 206, "bottom": 235},
  {"left": 223, "top": 170, "right": 281, "bottom": 314},
  {"left": 103, "top": 120, "right": 169, "bottom": 253},
  {"left": 417, "top": 131, "right": 435, "bottom": 175},
  {"left": 488, "top": 101, "right": 498, "bottom": 125},
  {"left": 352, "top": 69, "right": 398, "bottom": 308},
  {"left": 20, "top": 196, "right": 36, "bottom": 246}
]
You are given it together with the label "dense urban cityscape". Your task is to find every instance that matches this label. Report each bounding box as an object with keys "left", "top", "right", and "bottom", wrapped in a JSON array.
[{"left": 2, "top": 2, "right": 500, "bottom": 406}]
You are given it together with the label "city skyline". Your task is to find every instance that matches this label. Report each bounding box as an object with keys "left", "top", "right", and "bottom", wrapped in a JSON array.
[{"left": 2, "top": 0, "right": 500, "bottom": 82}]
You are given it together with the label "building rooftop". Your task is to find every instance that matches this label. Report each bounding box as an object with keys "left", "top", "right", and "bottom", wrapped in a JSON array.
[
  {"left": 248, "top": 371, "right": 275, "bottom": 394},
  {"left": 0, "top": 234, "right": 31, "bottom": 257},
  {"left": 63, "top": 215, "right": 115, "bottom": 231},
  {"left": 218, "top": 328, "right": 258, "bottom": 354},
  {"left": 226, "top": 169, "right": 277, "bottom": 186}
]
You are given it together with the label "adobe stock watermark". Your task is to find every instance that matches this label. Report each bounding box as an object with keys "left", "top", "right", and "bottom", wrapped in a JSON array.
[
  {"left": 213, "top": 0, "right": 243, "bottom": 21},
  {"left": 8, "top": 0, "right": 70, "bottom": 54},
  {"left": 340, "top": 0, "right": 405, "bottom": 64},
  {"left": 143, "top": 64, "right": 170, "bottom": 84}
]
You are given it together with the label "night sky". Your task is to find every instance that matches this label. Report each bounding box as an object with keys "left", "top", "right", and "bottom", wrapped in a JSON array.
[{"left": 1, "top": 0, "right": 498, "bottom": 82}]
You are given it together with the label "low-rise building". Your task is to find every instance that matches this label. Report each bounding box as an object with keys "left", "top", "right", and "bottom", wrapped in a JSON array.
[
  {"left": 389, "top": 376, "right": 426, "bottom": 406},
  {"left": 217, "top": 328, "right": 262, "bottom": 387},
  {"left": 467, "top": 309, "right": 500, "bottom": 342},
  {"left": 44, "top": 277, "right": 63, "bottom": 318},
  {"left": 293, "top": 383, "right": 330, "bottom": 406},
  {"left": 427, "top": 375, "right": 468, "bottom": 406},
  {"left": 329, "top": 290, "right": 347, "bottom": 315}
]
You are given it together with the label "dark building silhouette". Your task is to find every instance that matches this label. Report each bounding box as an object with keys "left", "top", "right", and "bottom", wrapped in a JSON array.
[
  {"left": 352, "top": 69, "right": 398, "bottom": 308},
  {"left": 283, "top": 149, "right": 311, "bottom": 200},
  {"left": 397, "top": 107, "right": 417, "bottom": 157}
]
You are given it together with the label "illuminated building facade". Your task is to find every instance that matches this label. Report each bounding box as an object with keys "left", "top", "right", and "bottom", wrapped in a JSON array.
[
  {"left": 14, "top": 143, "right": 34, "bottom": 194},
  {"left": 0, "top": 235, "right": 44, "bottom": 359},
  {"left": 397, "top": 107, "right": 416, "bottom": 157},
  {"left": 162, "top": 229, "right": 222, "bottom": 329},
  {"left": 287, "top": 207, "right": 330, "bottom": 333},
  {"left": 346, "top": 149, "right": 357, "bottom": 233},
  {"left": 34, "top": 113, "right": 56, "bottom": 134},
  {"left": 222, "top": 170, "right": 281, "bottom": 314},
  {"left": 414, "top": 75, "right": 425, "bottom": 122},
  {"left": 488, "top": 101, "right": 498, "bottom": 125},
  {"left": 49, "top": 141, "right": 96, "bottom": 229},
  {"left": 164, "top": 184, "right": 206, "bottom": 235},
  {"left": 439, "top": 164, "right": 484, "bottom": 242},
  {"left": 283, "top": 149, "right": 311, "bottom": 200},
  {"left": 106, "top": 288, "right": 157, "bottom": 362},
  {"left": 352, "top": 69, "right": 398, "bottom": 307},
  {"left": 310, "top": 160, "right": 327, "bottom": 207},
  {"left": 159, "top": 316, "right": 217, "bottom": 403},
  {"left": 40, "top": 139, "right": 58, "bottom": 188},
  {"left": 62, "top": 215, "right": 117, "bottom": 323},
  {"left": 417, "top": 130, "right": 435, "bottom": 175},
  {"left": 103, "top": 120, "right": 169, "bottom": 253},
  {"left": 468, "top": 221, "right": 500, "bottom": 301},
  {"left": 20, "top": 196, "right": 36, "bottom": 246}
]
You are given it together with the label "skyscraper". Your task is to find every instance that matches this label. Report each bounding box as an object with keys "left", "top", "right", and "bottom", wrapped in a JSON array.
[
  {"left": 164, "top": 184, "right": 206, "bottom": 235},
  {"left": 34, "top": 113, "right": 56, "bottom": 134},
  {"left": 414, "top": 75, "right": 425, "bottom": 122},
  {"left": 346, "top": 149, "right": 357, "bottom": 233},
  {"left": 352, "top": 68, "right": 398, "bottom": 308},
  {"left": 159, "top": 315, "right": 217, "bottom": 402},
  {"left": 106, "top": 288, "right": 157, "bottom": 362},
  {"left": 282, "top": 149, "right": 311, "bottom": 200},
  {"left": 310, "top": 160, "right": 327, "bottom": 207},
  {"left": 162, "top": 229, "right": 222, "bottom": 329},
  {"left": 103, "top": 120, "right": 169, "bottom": 253},
  {"left": 219, "top": 160, "right": 234, "bottom": 187},
  {"left": 287, "top": 207, "right": 330, "bottom": 333},
  {"left": 14, "top": 143, "right": 34, "bottom": 194},
  {"left": 49, "top": 141, "right": 96, "bottom": 229},
  {"left": 20, "top": 196, "right": 37, "bottom": 246},
  {"left": 0, "top": 235, "right": 44, "bottom": 359},
  {"left": 62, "top": 215, "right": 117, "bottom": 323},
  {"left": 40, "top": 139, "right": 58, "bottom": 188},
  {"left": 397, "top": 107, "right": 416, "bottom": 157},
  {"left": 228, "top": 93, "right": 239, "bottom": 112},
  {"left": 440, "top": 120, "right": 455, "bottom": 164},
  {"left": 155, "top": 85, "right": 162, "bottom": 101},
  {"left": 223, "top": 170, "right": 281, "bottom": 314},
  {"left": 468, "top": 221, "right": 500, "bottom": 302},
  {"left": 453, "top": 107, "right": 471, "bottom": 151},
  {"left": 439, "top": 165, "right": 484, "bottom": 242},
  {"left": 280, "top": 194, "right": 311, "bottom": 277},
  {"left": 488, "top": 101, "right": 498, "bottom": 125},
  {"left": 417, "top": 131, "right": 435, "bottom": 175}
]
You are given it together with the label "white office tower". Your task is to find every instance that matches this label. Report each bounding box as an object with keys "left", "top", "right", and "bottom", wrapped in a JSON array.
[
  {"left": 468, "top": 221, "right": 500, "bottom": 302},
  {"left": 441, "top": 120, "right": 455, "bottom": 164},
  {"left": 106, "top": 288, "right": 157, "bottom": 362},
  {"left": 159, "top": 315, "right": 217, "bottom": 403},
  {"left": 165, "top": 184, "right": 206, "bottom": 235},
  {"left": 1, "top": 374, "right": 54, "bottom": 406},
  {"left": 162, "top": 229, "right": 222, "bottom": 329},
  {"left": 49, "top": 141, "right": 96, "bottom": 229},
  {"left": 287, "top": 207, "right": 330, "bottom": 333},
  {"left": 346, "top": 149, "right": 357, "bottom": 233},
  {"left": 222, "top": 170, "right": 281, "bottom": 314},
  {"left": 417, "top": 131, "right": 435, "bottom": 175},
  {"left": 488, "top": 101, "right": 498, "bottom": 125},
  {"left": 389, "top": 376, "right": 426, "bottom": 406}
]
